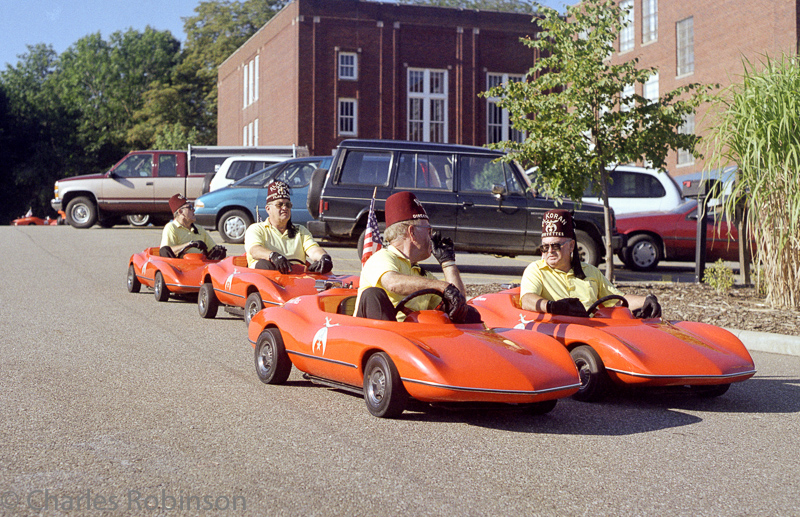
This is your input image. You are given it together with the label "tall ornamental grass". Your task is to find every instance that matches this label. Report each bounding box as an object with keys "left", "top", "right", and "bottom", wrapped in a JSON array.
[{"left": 708, "top": 55, "right": 800, "bottom": 309}]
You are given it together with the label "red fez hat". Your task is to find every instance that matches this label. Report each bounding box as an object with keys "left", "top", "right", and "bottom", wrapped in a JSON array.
[
  {"left": 385, "top": 191, "right": 429, "bottom": 227},
  {"left": 542, "top": 209, "right": 576, "bottom": 240},
  {"left": 267, "top": 181, "right": 291, "bottom": 203},
  {"left": 169, "top": 193, "right": 189, "bottom": 214}
]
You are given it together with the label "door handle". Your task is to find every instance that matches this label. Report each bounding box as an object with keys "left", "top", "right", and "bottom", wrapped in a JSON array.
[
  {"left": 461, "top": 201, "right": 474, "bottom": 208},
  {"left": 146, "top": 182, "right": 154, "bottom": 186}
]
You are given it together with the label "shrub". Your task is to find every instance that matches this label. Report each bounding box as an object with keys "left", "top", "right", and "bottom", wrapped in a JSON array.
[{"left": 703, "top": 259, "right": 735, "bottom": 293}]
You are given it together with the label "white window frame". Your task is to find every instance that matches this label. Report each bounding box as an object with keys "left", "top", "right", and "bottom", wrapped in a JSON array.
[
  {"left": 338, "top": 98, "right": 358, "bottom": 136},
  {"left": 253, "top": 118, "right": 259, "bottom": 146},
  {"left": 486, "top": 73, "right": 524, "bottom": 144},
  {"left": 644, "top": 72, "right": 659, "bottom": 103},
  {"left": 619, "top": 0, "right": 634, "bottom": 53},
  {"left": 621, "top": 83, "right": 636, "bottom": 112},
  {"left": 338, "top": 52, "right": 358, "bottom": 80},
  {"left": 407, "top": 68, "right": 448, "bottom": 143},
  {"left": 642, "top": 0, "right": 658, "bottom": 44},
  {"left": 677, "top": 113, "right": 695, "bottom": 166},
  {"left": 242, "top": 126, "right": 247, "bottom": 146},
  {"left": 242, "top": 64, "right": 249, "bottom": 109},
  {"left": 254, "top": 56, "right": 259, "bottom": 102},
  {"left": 677, "top": 17, "right": 694, "bottom": 77}
]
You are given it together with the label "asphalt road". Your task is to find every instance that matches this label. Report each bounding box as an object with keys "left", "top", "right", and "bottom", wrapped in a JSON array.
[{"left": 2, "top": 225, "right": 799, "bottom": 516}]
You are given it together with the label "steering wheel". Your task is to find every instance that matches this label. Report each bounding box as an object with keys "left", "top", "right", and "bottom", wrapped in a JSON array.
[
  {"left": 394, "top": 288, "right": 444, "bottom": 316},
  {"left": 587, "top": 294, "right": 628, "bottom": 316},
  {"left": 178, "top": 243, "right": 206, "bottom": 258},
  {"left": 285, "top": 258, "right": 307, "bottom": 273}
]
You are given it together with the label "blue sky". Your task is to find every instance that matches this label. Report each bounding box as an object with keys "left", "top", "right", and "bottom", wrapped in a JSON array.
[{"left": 0, "top": 0, "right": 570, "bottom": 69}]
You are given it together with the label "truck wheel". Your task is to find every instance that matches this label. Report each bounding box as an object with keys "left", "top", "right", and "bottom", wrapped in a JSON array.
[
  {"left": 575, "top": 229, "right": 600, "bottom": 267},
  {"left": 66, "top": 196, "right": 98, "bottom": 229},
  {"left": 127, "top": 214, "right": 150, "bottom": 226},
  {"left": 218, "top": 210, "right": 252, "bottom": 244}
]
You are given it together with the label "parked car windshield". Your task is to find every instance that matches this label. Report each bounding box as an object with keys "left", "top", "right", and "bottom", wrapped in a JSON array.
[{"left": 235, "top": 163, "right": 284, "bottom": 188}]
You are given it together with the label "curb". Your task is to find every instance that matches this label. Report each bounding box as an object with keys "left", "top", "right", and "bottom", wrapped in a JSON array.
[{"left": 725, "top": 328, "right": 800, "bottom": 357}]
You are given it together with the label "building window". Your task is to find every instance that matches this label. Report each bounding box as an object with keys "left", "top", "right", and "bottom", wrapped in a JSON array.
[
  {"left": 676, "top": 17, "right": 694, "bottom": 76},
  {"left": 339, "top": 52, "right": 358, "bottom": 80},
  {"left": 642, "top": 0, "right": 658, "bottom": 44},
  {"left": 677, "top": 113, "right": 695, "bottom": 165},
  {"left": 643, "top": 72, "right": 659, "bottom": 102},
  {"left": 338, "top": 98, "right": 357, "bottom": 136},
  {"left": 619, "top": 0, "right": 634, "bottom": 53},
  {"left": 253, "top": 118, "right": 258, "bottom": 146},
  {"left": 620, "top": 83, "right": 635, "bottom": 112},
  {"left": 243, "top": 56, "right": 259, "bottom": 108},
  {"left": 242, "top": 65, "right": 248, "bottom": 109},
  {"left": 407, "top": 68, "right": 448, "bottom": 143},
  {"left": 486, "top": 73, "right": 524, "bottom": 144}
]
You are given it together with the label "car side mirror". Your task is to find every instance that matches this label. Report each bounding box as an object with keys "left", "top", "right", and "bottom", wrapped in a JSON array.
[{"left": 491, "top": 184, "right": 507, "bottom": 198}]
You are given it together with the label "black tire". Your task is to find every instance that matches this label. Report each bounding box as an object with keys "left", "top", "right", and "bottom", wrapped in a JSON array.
[
  {"left": 126, "top": 264, "right": 141, "bottom": 293},
  {"left": 363, "top": 352, "right": 408, "bottom": 418},
  {"left": 218, "top": 209, "right": 252, "bottom": 244},
  {"left": 575, "top": 229, "right": 600, "bottom": 267},
  {"left": 356, "top": 228, "right": 367, "bottom": 258},
  {"left": 153, "top": 271, "right": 170, "bottom": 302},
  {"left": 254, "top": 328, "right": 292, "bottom": 384},
  {"left": 65, "top": 196, "right": 98, "bottom": 228},
  {"left": 570, "top": 345, "right": 610, "bottom": 402},
  {"left": 691, "top": 383, "right": 731, "bottom": 398},
  {"left": 624, "top": 234, "right": 661, "bottom": 271},
  {"left": 198, "top": 282, "right": 219, "bottom": 319},
  {"left": 528, "top": 399, "right": 558, "bottom": 415},
  {"left": 244, "top": 291, "right": 263, "bottom": 326},
  {"left": 307, "top": 168, "right": 328, "bottom": 219},
  {"left": 127, "top": 214, "right": 150, "bottom": 226}
]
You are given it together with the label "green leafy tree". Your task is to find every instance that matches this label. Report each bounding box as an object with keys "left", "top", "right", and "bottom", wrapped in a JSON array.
[
  {"left": 708, "top": 55, "right": 800, "bottom": 309},
  {"left": 485, "top": 0, "right": 713, "bottom": 280}
]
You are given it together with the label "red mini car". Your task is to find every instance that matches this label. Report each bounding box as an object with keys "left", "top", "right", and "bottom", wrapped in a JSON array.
[
  {"left": 248, "top": 287, "right": 581, "bottom": 418},
  {"left": 616, "top": 199, "right": 744, "bottom": 271},
  {"left": 470, "top": 288, "right": 756, "bottom": 401},
  {"left": 12, "top": 211, "right": 65, "bottom": 226},
  {"left": 127, "top": 247, "right": 220, "bottom": 302},
  {"left": 197, "top": 255, "right": 359, "bottom": 325}
]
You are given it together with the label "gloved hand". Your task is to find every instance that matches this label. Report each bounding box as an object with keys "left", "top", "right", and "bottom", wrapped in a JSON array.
[
  {"left": 308, "top": 254, "right": 333, "bottom": 274},
  {"left": 442, "top": 283, "right": 469, "bottom": 323},
  {"left": 633, "top": 294, "right": 662, "bottom": 319},
  {"left": 269, "top": 252, "right": 291, "bottom": 274},
  {"left": 431, "top": 231, "right": 456, "bottom": 265},
  {"left": 188, "top": 240, "right": 208, "bottom": 252},
  {"left": 206, "top": 245, "right": 227, "bottom": 261},
  {"left": 547, "top": 298, "right": 589, "bottom": 318}
]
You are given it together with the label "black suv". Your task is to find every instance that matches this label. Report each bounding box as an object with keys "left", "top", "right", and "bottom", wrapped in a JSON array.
[{"left": 307, "top": 139, "right": 621, "bottom": 265}]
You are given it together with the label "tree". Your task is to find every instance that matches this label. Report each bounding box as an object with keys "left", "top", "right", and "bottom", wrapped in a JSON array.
[
  {"left": 485, "top": 0, "right": 713, "bottom": 280},
  {"left": 709, "top": 55, "right": 800, "bottom": 309}
]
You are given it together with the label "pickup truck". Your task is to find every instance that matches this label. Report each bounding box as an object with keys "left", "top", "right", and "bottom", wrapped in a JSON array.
[{"left": 52, "top": 145, "right": 307, "bottom": 228}]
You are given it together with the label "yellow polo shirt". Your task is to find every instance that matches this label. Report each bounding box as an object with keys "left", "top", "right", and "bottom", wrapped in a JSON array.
[
  {"left": 520, "top": 259, "right": 623, "bottom": 310},
  {"left": 160, "top": 221, "right": 216, "bottom": 249},
  {"left": 356, "top": 245, "right": 440, "bottom": 321},
  {"left": 244, "top": 221, "right": 320, "bottom": 268}
]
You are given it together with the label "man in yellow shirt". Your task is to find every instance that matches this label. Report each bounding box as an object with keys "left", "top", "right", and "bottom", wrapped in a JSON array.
[
  {"left": 356, "top": 191, "right": 481, "bottom": 323},
  {"left": 244, "top": 181, "right": 332, "bottom": 273},
  {"left": 160, "top": 194, "right": 226, "bottom": 259},
  {"left": 520, "top": 209, "right": 660, "bottom": 318}
]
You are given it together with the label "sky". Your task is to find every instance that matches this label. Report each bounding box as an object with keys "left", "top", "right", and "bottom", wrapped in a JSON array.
[{"left": 0, "top": 0, "right": 569, "bottom": 70}]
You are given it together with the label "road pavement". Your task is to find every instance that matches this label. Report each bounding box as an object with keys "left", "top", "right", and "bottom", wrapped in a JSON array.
[{"left": 2, "top": 225, "right": 799, "bottom": 516}]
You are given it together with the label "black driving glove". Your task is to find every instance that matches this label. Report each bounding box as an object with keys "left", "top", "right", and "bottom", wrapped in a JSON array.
[
  {"left": 269, "top": 252, "right": 291, "bottom": 274},
  {"left": 442, "top": 283, "right": 469, "bottom": 322},
  {"left": 308, "top": 254, "right": 333, "bottom": 274},
  {"left": 188, "top": 240, "right": 208, "bottom": 252},
  {"left": 431, "top": 231, "right": 456, "bottom": 265},
  {"left": 633, "top": 294, "right": 662, "bottom": 319}
]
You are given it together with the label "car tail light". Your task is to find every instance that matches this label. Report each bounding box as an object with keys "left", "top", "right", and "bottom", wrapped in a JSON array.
[{"left": 319, "top": 200, "right": 328, "bottom": 214}]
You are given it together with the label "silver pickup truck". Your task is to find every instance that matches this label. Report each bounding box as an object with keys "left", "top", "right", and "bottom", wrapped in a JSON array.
[{"left": 52, "top": 145, "right": 306, "bottom": 228}]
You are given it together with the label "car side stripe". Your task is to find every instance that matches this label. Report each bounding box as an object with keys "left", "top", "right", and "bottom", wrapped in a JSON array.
[{"left": 401, "top": 378, "right": 581, "bottom": 396}]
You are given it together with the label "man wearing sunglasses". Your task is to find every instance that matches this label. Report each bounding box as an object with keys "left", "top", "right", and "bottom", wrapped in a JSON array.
[
  {"left": 355, "top": 191, "right": 481, "bottom": 323},
  {"left": 520, "top": 209, "right": 660, "bottom": 318},
  {"left": 159, "top": 193, "right": 226, "bottom": 259},
  {"left": 244, "top": 181, "right": 333, "bottom": 274}
]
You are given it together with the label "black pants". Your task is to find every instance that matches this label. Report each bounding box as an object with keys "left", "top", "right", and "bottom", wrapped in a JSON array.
[
  {"left": 355, "top": 286, "right": 482, "bottom": 324},
  {"left": 253, "top": 259, "right": 279, "bottom": 270}
]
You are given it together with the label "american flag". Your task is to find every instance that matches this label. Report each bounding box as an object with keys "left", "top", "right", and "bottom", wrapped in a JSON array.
[{"left": 361, "top": 196, "right": 382, "bottom": 266}]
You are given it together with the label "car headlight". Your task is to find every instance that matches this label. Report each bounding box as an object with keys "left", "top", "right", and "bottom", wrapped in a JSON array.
[
  {"left": 195, "top": 199, "right": 205, "bottom": 209},
  {"left": 53, "top": 183, "right": 59, "bottom": 199}
]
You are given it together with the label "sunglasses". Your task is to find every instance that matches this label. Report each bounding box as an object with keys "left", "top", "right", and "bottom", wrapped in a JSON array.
[
  {"left": 540, "top": 242, "right": 568, "bottom": 253},
  {"left": 182, "top": 204, "right": 195, "bottom": 211},
  {"left": 269, "top": 202, "right": 293, "bottom": 209}
]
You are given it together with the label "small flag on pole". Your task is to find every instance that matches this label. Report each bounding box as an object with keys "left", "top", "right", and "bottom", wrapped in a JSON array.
[{"left": 361, "top": 188, "right": 382, "bottom": 266}]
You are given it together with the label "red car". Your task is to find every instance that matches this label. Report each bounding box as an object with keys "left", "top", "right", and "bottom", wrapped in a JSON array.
[
  {"left": 12, "top": 211, "right": 65, "bottom": 226},
  {"left": 616, "top": 199, "right": 744, "bottom": 271},
  {"left": 198, "top": 255, "right": 359, "bottom": 325},
  {"left": 127, "top": 247, "right": 220, "bottom": 302}
]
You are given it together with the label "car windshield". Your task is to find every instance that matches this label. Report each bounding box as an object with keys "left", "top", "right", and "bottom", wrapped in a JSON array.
[{"left": 235, "top": 163, "right": 284, "bottom": 188}]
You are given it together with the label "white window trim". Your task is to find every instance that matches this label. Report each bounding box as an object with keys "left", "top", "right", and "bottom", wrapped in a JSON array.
[
  {"left": 619, "top": 0, "right": 634, "bottom": 53},
  {"left": 676, "top": 17, "right": 694, "bottom": 77},
  {"left": 339, "top": 52, "right": 358, "bottom": 81},
  {"left": 407, "top": 68, "right": 449, "bottom": 143},
  {"left": 677, "top": 113, "right": 695, "bottom": 166},
  {"left": 642, "top": 0, "right": 658, "bottom": 44},
  {"left": 338, "top": 98, "right": 358, "bottom": 136},
  {"left": 254, "top": 56, "right": 259, "bottom": 101},
  {"left": 644, "top": 72, "right": 659, "bottom": 103},
  {"left": 486, "top": 73, "right": 524, "bottom": 144},
  {"left": 242, "top": 65, "right": 249, "bottom": 109}
]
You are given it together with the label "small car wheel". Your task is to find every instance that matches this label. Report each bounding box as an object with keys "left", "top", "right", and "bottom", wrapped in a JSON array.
[
  {"left": 570, "top": 345, "right": 610, "bottom": 402},
  {"left": 153, "top": 271, "right": 170, "bottom": 302},
  {"left": 244, "top": 292, "right": 263, "bottom": 326},
  {"left": 363, "top": 352, "right": 408, "bottom": 418},
  {"left": 528, "top": 399, "right": 558, "bottom": 415},
  {"left": 198, "top": 282, "right": 219, "bottom": 319},
  {"left": 626, "top": 234, "right": 661, "bottom": 271},
  {"left": 254, "top": 328, "right": 292, "bottom": 384},
  {"left": 691, "top": 383, "right": 731, "bottom": 398},
  {"left": 126, "top": 264, "right": 141, "bottom": 293}
]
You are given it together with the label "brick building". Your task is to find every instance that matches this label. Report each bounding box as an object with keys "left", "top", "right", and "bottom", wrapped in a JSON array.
[
  {"left": 609, "top": 0, "right": 799, "bottom": 175},
  {"left": 217, "top": 0, "right": 539, "bottom": 156}
]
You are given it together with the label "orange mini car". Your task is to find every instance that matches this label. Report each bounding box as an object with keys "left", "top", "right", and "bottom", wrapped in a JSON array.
[
  {"left": 127, "top": 247, "right": 221, "bottom": 302},
  {"left": 469, "top": 288, "right": 756, "bottom": 402},
  {"left": 248, "top": 287, "right": 581, "bottom": 418},
  {"left": 197, "top": 255, "right": 359, "bottom": 325}
]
